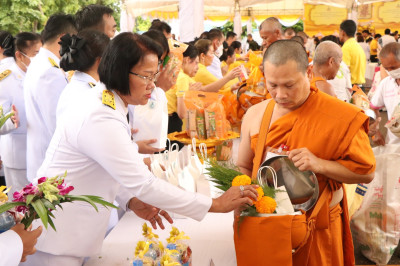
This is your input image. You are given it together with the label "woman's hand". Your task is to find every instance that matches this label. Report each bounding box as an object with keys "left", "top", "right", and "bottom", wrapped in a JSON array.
[
  {"left": 226, "top": 66, "right": 242, "bottom": 81},
  {"left": 209, "top": 184, "right": 258, "bottom": 213},
  {"left": 128, "top": 197, "right": 173, "bottom": 229},
  {"left": 189, "top": 82, "right": 202, "bottom": 91}
]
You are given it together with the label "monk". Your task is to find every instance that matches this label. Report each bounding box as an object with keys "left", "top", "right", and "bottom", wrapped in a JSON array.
[
  {"left": 310, "top": 41, "right": 342, "bottom": 97},
  {"left": 237, "top": 40, "right": 375, "bottom": 265}
]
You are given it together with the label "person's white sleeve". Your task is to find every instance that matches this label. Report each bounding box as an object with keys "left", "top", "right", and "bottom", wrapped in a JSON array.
[
  {"left": 77, "top": 114, "right": 212, "bottom": 221},
  {"left": 370, "top": 77, "right": 386, "bottom": 109},
  {"left": 0, "top": 230, "right": 23, "bottom": 266},
  {"left": 37, "top": 68, "right": 67, "bottom": 138}
]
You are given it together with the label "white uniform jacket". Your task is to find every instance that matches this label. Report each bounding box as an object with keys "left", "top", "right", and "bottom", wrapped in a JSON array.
[
  {"left": 34, "top": 83, "right": 211, "bottom": 257},
  {"left": 0, "top": 63, "right": 27, "bottom": 169},
  {"left": 0, "top": 57, "right": 15, "bottom": 71},
  {"left": 56, "top": 71, "right": 96, "bottom": 121},
  {"left": 24, "top": 47, "right": 68, "bottom": 181}
]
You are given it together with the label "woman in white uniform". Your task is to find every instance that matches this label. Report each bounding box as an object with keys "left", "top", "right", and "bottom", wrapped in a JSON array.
[
  {"left": 56, "top": 30, "right": 110, "bottom": 120},
  {"left": 23, "top": 33, "right": 258, "bottom": 266},
  {"left": 0, "top": 32, "right": 42, "bottom": 196}
]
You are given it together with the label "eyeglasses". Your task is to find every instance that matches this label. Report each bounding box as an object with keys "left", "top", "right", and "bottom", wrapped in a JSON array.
[{"left": 129, "top": 71, "right": 159, "bottom": 85}]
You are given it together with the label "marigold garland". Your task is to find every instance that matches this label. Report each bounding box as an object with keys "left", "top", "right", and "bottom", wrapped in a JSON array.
[
  {"left": 255, "top": 196, "right": 277, "bottom": 214},
  {"left": 231, "top": 175, "right": 251, "bottom": 187}
]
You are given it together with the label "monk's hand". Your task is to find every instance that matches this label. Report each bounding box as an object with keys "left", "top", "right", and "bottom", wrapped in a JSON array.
[
  {"left": 372, "top": 131, "right": 385, "bottom": 146},
  {"left": 288, "top": 148, "right": 323, "bottom": 173},
  {"left": 368, "top": 117, "right": 381, "bottom": 136},
  {"left": 209, "top": 185, "right": 259, "bottom": 213}
]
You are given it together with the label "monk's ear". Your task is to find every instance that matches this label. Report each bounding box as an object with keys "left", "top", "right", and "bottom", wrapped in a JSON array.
[{"left": 306, "top": 65, "right": 313, "bottom": 79}]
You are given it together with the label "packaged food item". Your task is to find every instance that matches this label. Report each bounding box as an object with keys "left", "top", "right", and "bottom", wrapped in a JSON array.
[
  {"left": 215, "top": 139, "right": 233, "bottom": 161},
  {"left": 187, "top": 109, "right": 197, "bottom": 139},
  {"left": 350, "top": 85, "right": 369, "bottom": 110},
  {"left": 196, "top": 111, "right": 206, "bottom": 140},
  {"left": 238, "top": 64, "right": 249, "bottom": 83},
  {"left": 166, "top": 227, "right": 192, "bottom": 266},
  {"left": 204, "top": 110, "right": 216, "bottom": 138}
]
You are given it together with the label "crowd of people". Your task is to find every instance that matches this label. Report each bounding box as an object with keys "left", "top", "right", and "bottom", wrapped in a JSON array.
[{"left": 0, "top": 3, "right": 399, "bottom": 265}]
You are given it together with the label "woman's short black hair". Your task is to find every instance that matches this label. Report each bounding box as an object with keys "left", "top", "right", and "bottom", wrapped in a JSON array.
[
  {"left": 98, "top": 32, "right": 163, "bottom": 95},
  {"left": 230, "top": 41, "right": 242, "bottom": 50},
  {"left": 183, "top": 44, "right": 198, "bottom": 59},
  {"left": 142, "top": 29, "right": 169, "bottom": 55},
  {"left": 149, "top": 20, "right": 171, "bottom": 34},
  {"left": 60, "top": 30, "right": 110, "bottom": 72}
]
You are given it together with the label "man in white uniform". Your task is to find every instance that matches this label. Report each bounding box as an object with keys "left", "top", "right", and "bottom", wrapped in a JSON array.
[
  {"left": 206, "top": 29, "right": 224, "bottom": 79},
  {"left": 24, "top": 14, "right": 77, "bottom": 181},
  {"left": 370, "top": 42, "right": 400, "bottom": 145}
]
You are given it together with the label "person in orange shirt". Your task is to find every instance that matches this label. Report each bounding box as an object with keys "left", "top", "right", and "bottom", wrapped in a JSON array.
[
  {"left": 310, "top": 40, "right": 342, "bottom": 97},
  {"left": 237, "top": 40, "right": 375, "bottom": 265}
]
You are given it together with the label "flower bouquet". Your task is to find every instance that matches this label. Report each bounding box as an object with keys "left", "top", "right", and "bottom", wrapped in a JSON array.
[{"left": 0, "top": 172, "right": 117, "bottom": 231}]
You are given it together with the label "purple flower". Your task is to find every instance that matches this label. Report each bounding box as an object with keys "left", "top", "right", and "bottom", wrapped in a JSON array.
[
  {"left": 58, "top": 185, "right": 74, "bottom": 196},
  {"left": 38, "top": 177, "right": 47, "bottom": 184},
  {"left": 15, "top": 205, "right": 28, "bottom": 214},
  {"left": 22, "top": 183, "right": 39, "bottom": 196},
  {"left": 13, "top": 191, "right": 25, "bottom": 202}
]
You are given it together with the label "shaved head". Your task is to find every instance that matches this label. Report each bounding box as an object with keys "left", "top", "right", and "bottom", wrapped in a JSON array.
[
  {"left": 313, "top": 41, "right": 342, "bottom": 66},
  {"left": 259, "top": 17, "right": 283, "bottom": 34},
  {"left": 263, "top": 40, "right": 309, "bottom": 74}
]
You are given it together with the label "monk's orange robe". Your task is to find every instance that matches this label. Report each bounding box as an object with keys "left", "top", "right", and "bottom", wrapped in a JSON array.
[
  {"left": 310, "top": 76, "right": 326, "bottom": 88},
  {"left": 250, "top": 87, "right": 375, "bottom": 266}
]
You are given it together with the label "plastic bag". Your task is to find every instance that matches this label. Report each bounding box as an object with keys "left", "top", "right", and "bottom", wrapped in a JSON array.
[
  {"left": 184, "top": 91, "right": 230, "bottom": 140},
  {"left": 351, "top": 144, "right": 400, "bottom": 265}
]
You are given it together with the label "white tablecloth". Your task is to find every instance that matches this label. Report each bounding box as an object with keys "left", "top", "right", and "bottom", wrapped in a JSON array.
[{"left": 85, "top": 212, "right": 237, "bottom": 266}]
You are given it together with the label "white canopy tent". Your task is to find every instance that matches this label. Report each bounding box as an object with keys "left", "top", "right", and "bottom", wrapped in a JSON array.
[{"left": 123, "top": 0, "right": 394, "bottom": 41}]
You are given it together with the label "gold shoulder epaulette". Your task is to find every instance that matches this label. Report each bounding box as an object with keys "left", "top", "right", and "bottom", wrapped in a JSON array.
[
  {"left": 88, "top": 82, "right": 95, "bottom": 88},
  {"left": 48, "top": 57, "right": 60, "bottom": 69},
  {"left": 102, "top": 90, "right": 115, "bottom": 110},
  {"left": 67, "top": 70, "right": 75, "bottom": 82},
  {"left": 0, "top": 70, "right": 11, "bottom": 81}
]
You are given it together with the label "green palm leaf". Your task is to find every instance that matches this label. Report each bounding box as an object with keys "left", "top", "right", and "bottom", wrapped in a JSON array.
[
  {"left": 0, "top": 202, "right": 25, "bottom": 213},
  {"left": 31, "top": 199, "right": 48, "bottom": 229}
]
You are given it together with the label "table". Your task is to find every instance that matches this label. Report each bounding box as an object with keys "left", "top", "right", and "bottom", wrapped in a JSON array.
[{"left": 85, "top": 212, "right": 237, "bottom": 266}]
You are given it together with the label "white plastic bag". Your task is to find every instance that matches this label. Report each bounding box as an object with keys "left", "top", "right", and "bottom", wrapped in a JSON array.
[
  {"left": 351, "top": 144, "right": 400, "bottom": 265},
  {"left": 257, "top": 166, "right": 294, "bottom": 214}
]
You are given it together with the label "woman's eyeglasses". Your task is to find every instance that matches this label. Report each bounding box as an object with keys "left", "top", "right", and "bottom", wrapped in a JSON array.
[{"left": 129, "top": 71, "right": 159, "bottom": 85}]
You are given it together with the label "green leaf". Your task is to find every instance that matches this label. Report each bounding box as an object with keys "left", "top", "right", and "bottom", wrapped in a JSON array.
[
  {"left": 47, "top": 215, "right": 56, "bottom": 231},
  {"left": 65, "top": 195, "right": 99, "bottom": 211},
  {"left": 21, "top": 212, "right": 35, "bottom": 230},
  {"left": 83, "top": 196, "right": 118, "bottom": 209},
  {"left": 31, "top": 199, "right": 48, "bottom": 229},
  {"left": 41, "top": 198, "right": 56, "bottom": 210},
  {"left": 26, "top": 194, "right": 36, "bottom": 205},
  {"left": 0, "top": 202, "right": 26, "bottom": 213},
  {"left": 48, "top": 211, "right": 55, "bottom": 218}
]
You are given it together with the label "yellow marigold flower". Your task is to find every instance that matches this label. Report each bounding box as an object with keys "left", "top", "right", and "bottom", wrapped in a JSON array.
[
  {"left": 255, "top": 196, "right": 277, "bottom": 214},
  {"left": 232, "top": 175, "right": 251, "bottom": 187},
  {"left": 253, "top": 186, "right": 264, "bottom": 204}
]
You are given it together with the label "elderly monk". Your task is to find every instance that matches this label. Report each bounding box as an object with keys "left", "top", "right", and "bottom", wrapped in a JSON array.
[
  {"left": 259, "top": 17, "right": 283, "bottom": 50},
  {"left": 311, "top": 41, "right": 342, "bottom": 97},
  {"left": 237, "top": 40, "right": 376, "bottom": 265}
]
